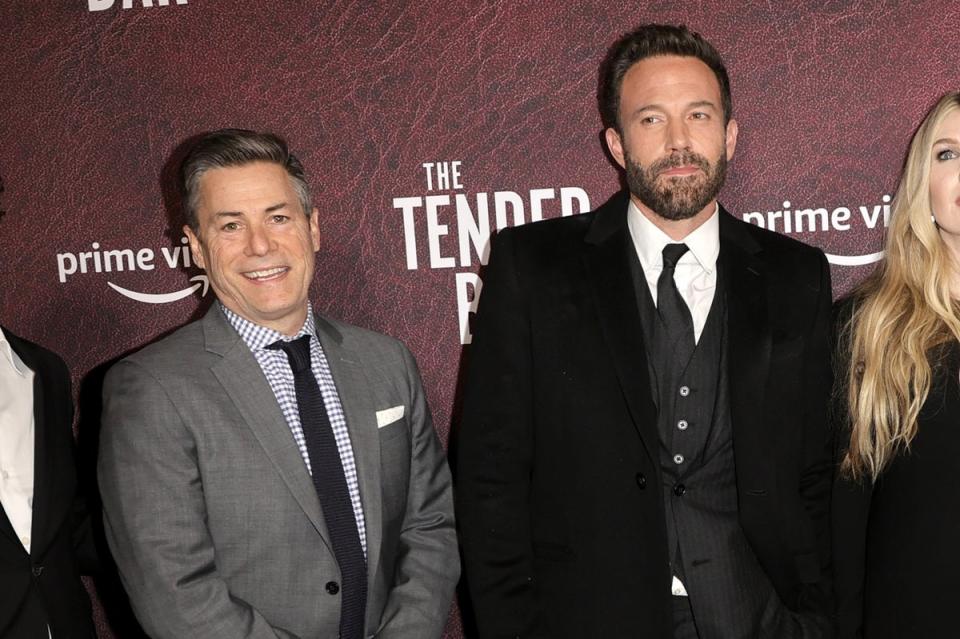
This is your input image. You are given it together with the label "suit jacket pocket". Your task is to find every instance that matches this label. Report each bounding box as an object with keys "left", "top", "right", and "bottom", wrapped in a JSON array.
[
  {"left": 378, "top": 418, "right": 409, "bottom": 443},
  {"left": 379, "top": 419, "right": 411, "bottom": 523}
]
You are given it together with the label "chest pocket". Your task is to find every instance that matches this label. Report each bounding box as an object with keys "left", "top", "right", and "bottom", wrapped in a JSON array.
[{"left": 379, "top": 419, "right": 411, "bottom": 524}]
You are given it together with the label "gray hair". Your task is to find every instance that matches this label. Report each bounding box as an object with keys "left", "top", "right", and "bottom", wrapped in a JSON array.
[{"left": 179, "top": 129, "right": 312, "bottom": 233}]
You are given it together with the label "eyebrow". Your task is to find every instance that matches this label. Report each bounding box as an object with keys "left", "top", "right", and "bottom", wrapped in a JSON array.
[
  {"left": 212, "top": 201, "right": 288, "bottom": 218},
  {"left": 933, "top": 137, "right": 959, "bottom": 146},
  {"left": 634, "top": 100, "right": 718, "bottom": 114}
]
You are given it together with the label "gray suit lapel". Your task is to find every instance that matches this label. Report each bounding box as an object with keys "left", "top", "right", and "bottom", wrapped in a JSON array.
[
  {"left": 313, "top": 314, "right": 384, "bottom": 586},
  {"left": 201, "top": 307, "right": 334, "bottom": 554}
]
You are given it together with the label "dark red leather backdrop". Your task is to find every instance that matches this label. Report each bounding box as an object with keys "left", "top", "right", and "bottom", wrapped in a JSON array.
[{"left": 2, "top": 2, "right": 959, "bottom": 637}]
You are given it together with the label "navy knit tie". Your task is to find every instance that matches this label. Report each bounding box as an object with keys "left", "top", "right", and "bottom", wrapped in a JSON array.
[{"left": 268, "top": 336, "right": 366, "bottom": 639}]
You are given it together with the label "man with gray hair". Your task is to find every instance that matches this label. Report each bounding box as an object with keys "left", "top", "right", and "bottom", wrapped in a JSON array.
[{"left": 98, "top": 129, "right": 458, "bottom": 639}]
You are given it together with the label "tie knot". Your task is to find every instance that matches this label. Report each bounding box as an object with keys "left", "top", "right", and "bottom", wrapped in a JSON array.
[
  {"left": 662, "top": 243, "right": 689, "bottom": 269},
  {"left": 268, "top": 335, "right": 312, "bottom": 373}
]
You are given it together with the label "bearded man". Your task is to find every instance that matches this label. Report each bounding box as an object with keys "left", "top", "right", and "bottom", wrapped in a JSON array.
[{"left": 456, "top": 24, "right": 835, "bottom": 639}]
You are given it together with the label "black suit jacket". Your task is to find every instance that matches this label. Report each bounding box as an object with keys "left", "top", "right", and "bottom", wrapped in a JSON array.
[
  {"left": 0, "top": 328, "right": 95, "bottom": 639},
  {"left": 455, "top": 192, "right": 834, "bottom": 638}
]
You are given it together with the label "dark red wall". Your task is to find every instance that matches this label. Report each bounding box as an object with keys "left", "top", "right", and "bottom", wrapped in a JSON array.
[{"left": 3, "top": 2, "right": 959, "bottom": 636}]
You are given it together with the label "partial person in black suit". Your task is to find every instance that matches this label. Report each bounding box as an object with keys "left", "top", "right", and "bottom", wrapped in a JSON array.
[
  {"left": 833, "top": 91, "right": 960, "bottom": 639},
  {"left": 456, "top": 24, "right": 834, "bottom": 639},
  {"left": 0, "top": 326, "right": 96, "bottom": 638}
]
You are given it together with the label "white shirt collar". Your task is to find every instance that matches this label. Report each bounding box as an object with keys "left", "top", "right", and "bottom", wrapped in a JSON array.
[
  {"left": 627, "top": 200, "right": 720, "bottom": 273},
  {"left": 0, "top": 328, "right": 30, "bottom": 378}
]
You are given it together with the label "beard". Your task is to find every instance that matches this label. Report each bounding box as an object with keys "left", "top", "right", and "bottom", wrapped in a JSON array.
[{"left": 624, "top": 149, "right": 727, "bottom": 221}]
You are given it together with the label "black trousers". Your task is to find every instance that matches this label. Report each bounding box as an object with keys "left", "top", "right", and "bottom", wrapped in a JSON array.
[{"left": 673, "top": 595, "right": 700, "bottom": 639}]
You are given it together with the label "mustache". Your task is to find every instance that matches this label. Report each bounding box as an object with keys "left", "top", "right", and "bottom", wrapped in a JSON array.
[{"left": 649, "top": 151, "right": 711, "bottom": 175}]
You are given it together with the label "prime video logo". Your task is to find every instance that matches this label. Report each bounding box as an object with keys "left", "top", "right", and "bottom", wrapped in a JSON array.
[
  {"left": 740, "top": 195, "right": 892, "bottom": 266},
  {"left": 56, "top": 237, "right": 209, "bottom": 304},
  {"left": 88, "top": 0, "right": 187, "bottom": 11}
]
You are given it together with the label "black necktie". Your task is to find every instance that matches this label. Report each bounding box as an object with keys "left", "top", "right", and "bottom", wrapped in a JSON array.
[
  {"left": 268, "top": 335, "right": 367, "bottom": 639},
  {"left": 657, "top": 243, "right": 695, "bottom": 353}
]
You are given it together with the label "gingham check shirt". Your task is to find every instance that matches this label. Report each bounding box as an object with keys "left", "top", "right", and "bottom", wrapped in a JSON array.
[{"left": 222, "top": 302, "right": 367, "bottom": 556}]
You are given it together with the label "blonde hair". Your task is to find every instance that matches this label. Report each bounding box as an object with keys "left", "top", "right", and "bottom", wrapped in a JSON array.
[{"left": 843, "top": 91, "right": 960, "bottom": 480}]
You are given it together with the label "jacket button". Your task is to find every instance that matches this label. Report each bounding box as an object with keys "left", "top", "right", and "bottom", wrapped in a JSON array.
[
  {"left": 325, "top": 581, "right": 339, "bottom": 595},
  {"left": 635, "top": 472, "right": 647, "bottom": 489},
  {"left": 673, "top": 484, "right": 686, "bottom": 497},
  {"left": 32, "top": 565, "right": 43, "bottom": 577}
]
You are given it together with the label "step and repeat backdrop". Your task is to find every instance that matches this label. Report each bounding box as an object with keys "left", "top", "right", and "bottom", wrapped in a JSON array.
[{"left": 2, "top": 1, "right": 959, "bottom": 637}]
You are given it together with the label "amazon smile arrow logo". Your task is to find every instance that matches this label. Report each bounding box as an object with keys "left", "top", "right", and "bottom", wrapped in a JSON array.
[
  {"left": 107, "top": 274, "right": 209, "bottom": 304},
  {"left": 56, "top": 237, "right": 213, "bottom": 303},
  {"left": 823, "top": 251, "right": 884, "bottom": 266}
]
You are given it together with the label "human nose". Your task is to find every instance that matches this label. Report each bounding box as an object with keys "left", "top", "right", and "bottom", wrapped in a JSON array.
[
  {"left": 244, "top": 224, "right": 274, "bottom": 256},
  {"left": 666, "top": 118, "right": 691, "bottom": 152}
]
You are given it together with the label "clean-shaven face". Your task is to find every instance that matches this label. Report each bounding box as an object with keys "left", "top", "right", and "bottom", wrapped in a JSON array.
[{"left": 185, "top": 161, "right": 320, "bottom": 336}]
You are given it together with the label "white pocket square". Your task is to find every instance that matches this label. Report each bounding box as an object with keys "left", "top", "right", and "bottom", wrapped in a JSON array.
[{"left": 376, "top": 405, "right": 405, "bottom": 428}]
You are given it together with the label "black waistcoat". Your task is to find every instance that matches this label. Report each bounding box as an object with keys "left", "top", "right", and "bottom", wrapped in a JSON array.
[{"left": 630, "top": 252, "right": 777, "bottom": 639}]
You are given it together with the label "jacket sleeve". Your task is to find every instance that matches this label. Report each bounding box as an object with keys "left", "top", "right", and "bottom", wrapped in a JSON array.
[
  {"left": 794, "top": 250, "right": 837, "bottom": 631},
  {"left": 455, "top": 229, "right": 546, "bottom": 638},
  {"left": 830, "top": 296, "right": 871, "bottom": 639},
  {"left": 51, "top": 353, "right": 99, "bottom": 577},
  {"left": 374, "top": 343, "right": 460, "bottom": 638}
]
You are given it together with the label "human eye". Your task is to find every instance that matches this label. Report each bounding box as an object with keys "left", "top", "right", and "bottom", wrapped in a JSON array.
[
  {"left": 690, "top": 111, "right": 709, "bottom": 120},
  {"left": 936, "top": 148, "right": 959, "bottom": 161},
  {"left": 221, "top": 221, "right": 241, "bottom": 232},
  {"left": 270, "top": 214, "right": 290, "bottom": 224}
]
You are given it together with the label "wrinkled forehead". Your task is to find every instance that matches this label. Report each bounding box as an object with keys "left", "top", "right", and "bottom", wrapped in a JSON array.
[
  {"left": 197, "top": 162, "right": 300, "bottom": 213},
  {"left": 620, "top": 55, "right": 723, "bottom": 108}
]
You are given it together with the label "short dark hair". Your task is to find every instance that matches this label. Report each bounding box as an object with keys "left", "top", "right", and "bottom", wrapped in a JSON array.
[
  {"left": 178, "top": 128, "right": 312, "bottom": 233},
  {"left": 598, "top": 24, "right": 732, "bottom": 131}
]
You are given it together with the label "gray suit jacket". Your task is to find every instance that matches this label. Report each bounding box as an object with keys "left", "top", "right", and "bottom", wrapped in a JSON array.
[{"left": 98, "top": 306, "right": 458, "bottom": 639}]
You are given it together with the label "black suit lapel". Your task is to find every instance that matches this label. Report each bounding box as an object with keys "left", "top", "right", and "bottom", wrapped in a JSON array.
[
  {"left": 27, "top": 367, "right": 51, "bottom": 557},
  {"left": 0, "top": 328, "right": 20, "bottom": 547},
  {"left": 4, "top": 328, "right": 61, "bottom": 557},
  {"left": 582, "top": 193, "right": 659, "bottom": 463},
  {"left": 718, "top": 212, "right": 773, "bottom": 488},
  {"left": 0, "top": 496, "right": 19, "bottom": 547}
]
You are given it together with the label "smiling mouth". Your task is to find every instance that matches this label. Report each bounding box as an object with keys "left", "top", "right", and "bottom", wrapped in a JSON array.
[{"left": 243, "top": 266, "right": 289, "bottom": 281}]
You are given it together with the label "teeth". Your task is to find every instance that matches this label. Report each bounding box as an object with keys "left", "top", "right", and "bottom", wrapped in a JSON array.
[{"left": 245, "top": 267, "right": 287, "bottom": 279}]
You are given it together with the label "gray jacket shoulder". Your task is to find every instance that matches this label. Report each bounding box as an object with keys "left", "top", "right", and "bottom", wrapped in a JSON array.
[
  {"left": 112, "top": 319, "right": 211, "bottom": 379},
  {"left": 315, "top": 313, "right": 417, "bottom": 372},
  {"left": 110, "top": 310, "right": 418, "bottom": 383}
]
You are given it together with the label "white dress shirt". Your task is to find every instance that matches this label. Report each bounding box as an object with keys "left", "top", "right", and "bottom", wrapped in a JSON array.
[
  {"left": 626, "top": 200, "right": 720, "bottom": 344},
  {"left": 0, "top": 327, "right": 36, "bottom": 553},
  {"left": 626, "top": 201, "right": 720, "bottom": 596}
]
